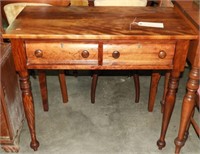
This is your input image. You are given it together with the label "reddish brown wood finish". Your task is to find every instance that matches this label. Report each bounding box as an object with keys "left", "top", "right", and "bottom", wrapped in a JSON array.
[
  {"left": 58, "top": 70, "right": 68, "bottom": 103},
  {"left": 38, "top": 70, "right": 48, "bottom": 111},
  {"left": 103, "top": 43, "right": 175, "bottom": 66},
  {"left": 174, "top": 68, "right": 199, "bottom": 153},
  {"left": 88, "top": 0, "right": 94, "bottom": 7},
  {"left": 173, "top": 1, "right": 200, "bottom": 153},
  {"left": 10, "top": 39, "right": 39, "bottom": 151},
  {"left": 161, "top": 72, "right": 170, "bottom": 113},
  {"left": 3, "top": 7, "right": 197, "bottom": 40},
  {"left": 26, "top": 41, "right": 99, "bottom": 65},
  {"left": 192, "top": 93, "right": 200, "bottom": 137},
  {"left": 157, "top": 40, "right": 190, "bottom": 150},
  {"left": 148, "top": 72, "right": 161, "bottom": 112},
  {"left": 2, "top": 6, "right": 197, "bottom": 151},
  {"left": 191, "top": 116, "right": 200, "bottom": 138}
]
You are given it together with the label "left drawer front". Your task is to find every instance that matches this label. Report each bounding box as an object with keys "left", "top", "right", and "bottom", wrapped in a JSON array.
[{"left": 26, "top": 42, "right": 98, "bottom": 65}]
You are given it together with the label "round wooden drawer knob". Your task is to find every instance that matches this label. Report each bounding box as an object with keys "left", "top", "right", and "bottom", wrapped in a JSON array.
[
  {"left": 81, "top": 50, "right": 89, "bottom": 58},
  {"left": 158, "top": 50, "right": 167, "bottom": 59},
  {"left": 112, "top": 51, "right": 120, "bottom": 59},
  {"left": 34, "top": 49, "right": 43, "bottom": 58}
]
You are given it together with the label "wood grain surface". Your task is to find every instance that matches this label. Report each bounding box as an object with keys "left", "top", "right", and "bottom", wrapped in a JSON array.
[{"left": 3, "top": 6, "right": 198, "bottom": 40}]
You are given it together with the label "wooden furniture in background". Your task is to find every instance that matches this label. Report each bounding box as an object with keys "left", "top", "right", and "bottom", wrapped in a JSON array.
[
  {"left": 0, "top": 43, "right": 24, "bottom": 152},
  {"left": 2, "top": 6, "right": 197, "bottom": 151},
  {"left": 172, "top": 1, "right": 200, "bottom": 153}
]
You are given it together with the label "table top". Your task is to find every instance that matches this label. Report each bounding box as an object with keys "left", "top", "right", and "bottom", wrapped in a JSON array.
[
  {"left": 3, "top": 6, "right": 198, "bottom": 40},
  {"left": 173, "top": 0, "right": 199, "bottom": 30}
]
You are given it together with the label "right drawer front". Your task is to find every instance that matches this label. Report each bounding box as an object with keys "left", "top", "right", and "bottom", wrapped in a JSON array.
[{"left": 103, "top": 43, "right": 175, "bottom": 67}]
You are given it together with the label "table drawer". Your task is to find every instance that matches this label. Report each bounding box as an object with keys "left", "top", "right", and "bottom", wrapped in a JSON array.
[
  {"left": 103, "top": 43, "right": 175, "bottom": 67},
  {"left": 26, "top": 42, "right": 98, "bottom": 65}
]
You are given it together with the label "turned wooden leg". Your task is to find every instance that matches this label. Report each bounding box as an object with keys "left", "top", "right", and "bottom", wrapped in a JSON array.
[
  {"left": 157, "top": 71, "right": 180, "bottom": 150},
  {"left": 38, "top": 70, "right": 48, "bottom": 111},
  {"left": 19, "top": 73, "right": 39, "bottom": 151},
  {"left": 10, "top": 39, "right": 39, "bottom": 151},
  {"left": 148, "top": 72, "right": 161, "bottom": 112},
  {"left": 161, "top": 72, "right": 170, "bottom": 113},
  {"left": 58, "top": 70, "right": 68, "bottom": 103},
  {"left": 174, "top": 67, "right": 199, "bottom": 154},
  {"left": 133, "top": 73, "right": 140, "bottom": 103},
  {"left": 91, "top": 71, "right": 98, "bottom": 104}
]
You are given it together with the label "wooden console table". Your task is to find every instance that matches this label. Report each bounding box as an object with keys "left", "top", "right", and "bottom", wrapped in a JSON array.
[
  {"left": 173, "top": 0, "right": 200, "bottom": 153},
  {"left": 3, "top": 6, "right": 198, "bottom": 151}
]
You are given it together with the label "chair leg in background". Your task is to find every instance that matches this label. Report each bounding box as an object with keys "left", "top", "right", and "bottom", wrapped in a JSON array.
[
  {"left": 91, "top": 71, "right": 99, "bottom": 104},
  {"left": 38, "top": 70, "right": 48, "bottom": 111},
  {"left": 58, "top": 70, "right": 68, "bottom": 103}
]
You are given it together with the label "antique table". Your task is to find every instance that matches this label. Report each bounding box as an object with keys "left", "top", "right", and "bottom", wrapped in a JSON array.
[
  {"left": 173, "top": 0, "right": 200, "bottom": 153},
  {"left": 3, "top": 6, "right": 198, "bottom": 151}
]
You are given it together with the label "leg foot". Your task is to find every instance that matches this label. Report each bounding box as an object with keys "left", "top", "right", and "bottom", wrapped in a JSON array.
[
  {"left": 30, "top": 140, "right": 40, "bottom": 151},
  {"left": 157, "top": 139, "right": 166, "bottom": 150},
  {"left": 174, "top": 137, "right": 185, "bottom": 154}
]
